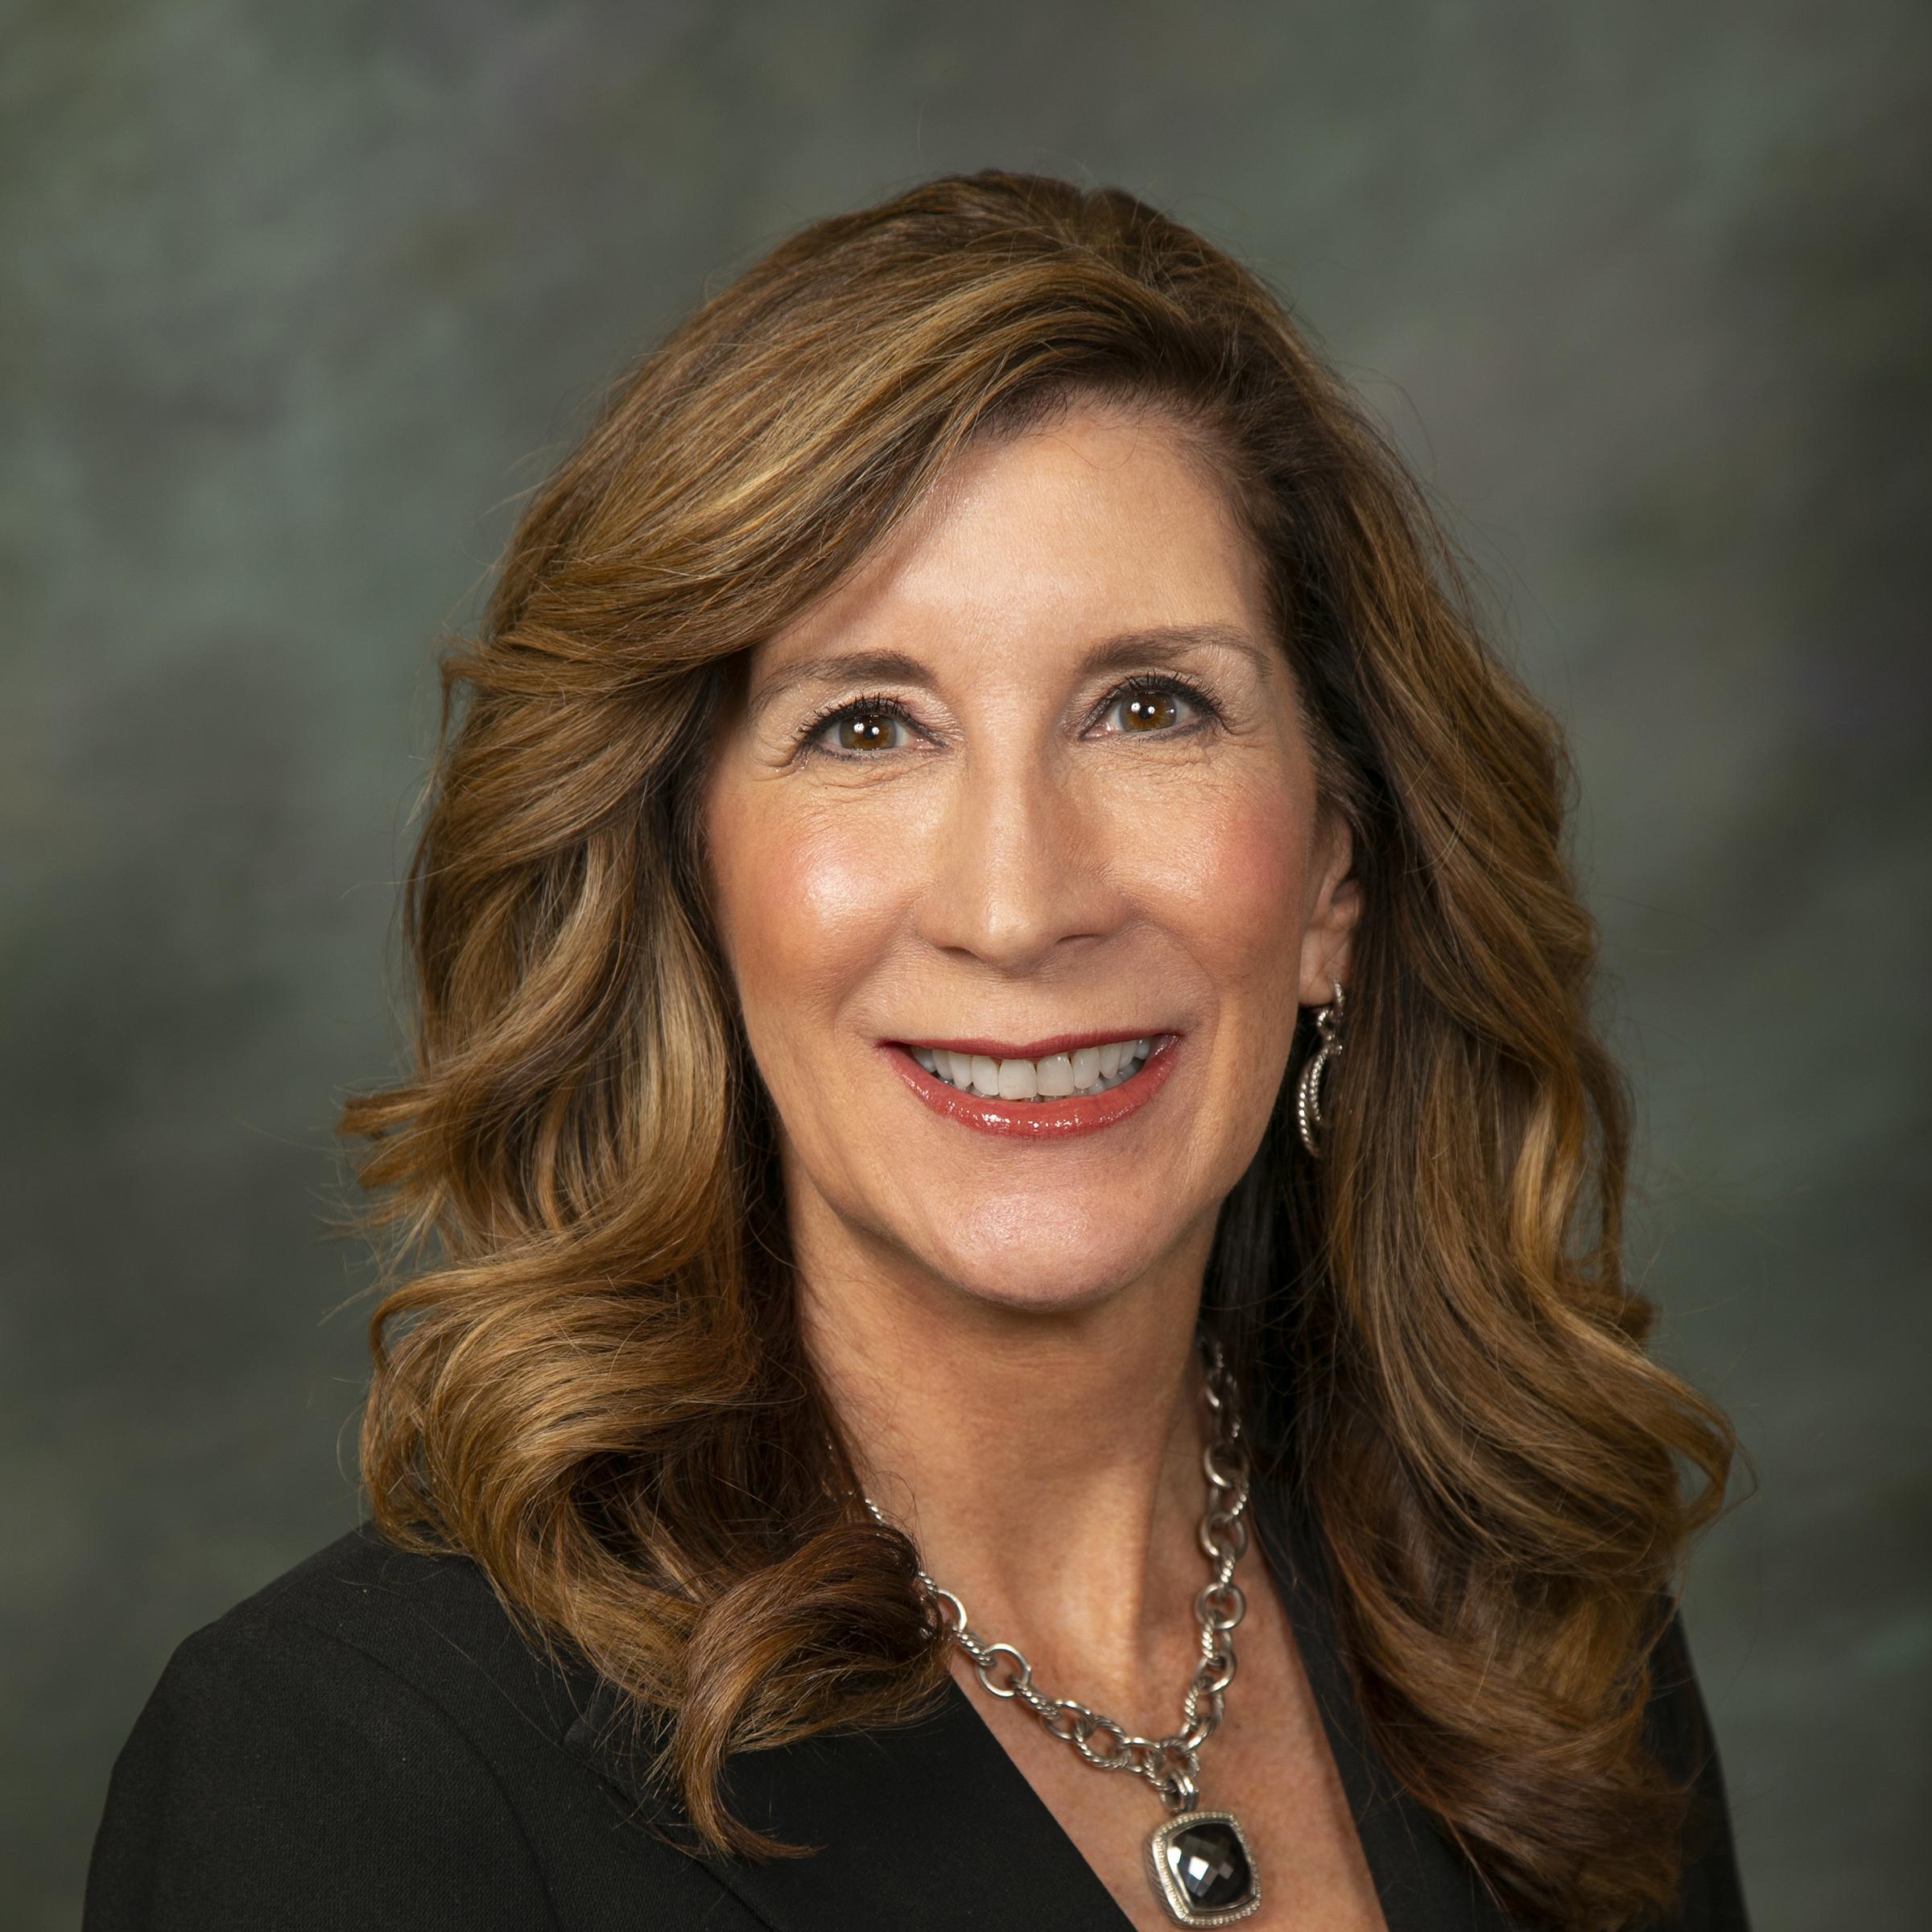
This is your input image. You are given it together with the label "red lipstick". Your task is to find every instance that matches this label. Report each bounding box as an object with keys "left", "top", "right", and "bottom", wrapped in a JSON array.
[{"left": 880, "top": 1034, "right": 1181, "bottom": 1140}]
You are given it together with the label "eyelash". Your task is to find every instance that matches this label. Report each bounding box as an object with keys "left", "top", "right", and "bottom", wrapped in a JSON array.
[{"left": 794, "top": 672, "right": 1224, "bottom": 762}]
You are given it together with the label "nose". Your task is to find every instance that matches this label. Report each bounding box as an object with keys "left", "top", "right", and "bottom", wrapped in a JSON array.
[{"left": 914, "top": 744, "right": 1120, "bottom": 973}]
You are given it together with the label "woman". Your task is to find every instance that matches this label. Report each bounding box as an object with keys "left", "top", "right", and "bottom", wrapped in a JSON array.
[{"left": 86, "top": 171, "right": 1748, "bottom": 1931}]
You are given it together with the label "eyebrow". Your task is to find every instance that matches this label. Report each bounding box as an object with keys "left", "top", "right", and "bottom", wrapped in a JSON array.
[{"left": 745, "top": 623, "right": 1275, "bottom": 727}]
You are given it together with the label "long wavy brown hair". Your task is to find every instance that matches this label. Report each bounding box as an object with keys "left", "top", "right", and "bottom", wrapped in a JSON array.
[{"left": 340, "top": 170, "right": 1735, "bottom": 1930}]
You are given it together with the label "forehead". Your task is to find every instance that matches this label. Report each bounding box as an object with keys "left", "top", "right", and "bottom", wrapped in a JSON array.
[{"left": 754, "top": 398, "right": 1271, "bottom": 678}]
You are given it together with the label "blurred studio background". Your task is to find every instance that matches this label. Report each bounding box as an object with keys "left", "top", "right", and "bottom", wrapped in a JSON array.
[{"left": 6, "top": 4, "right": 1928, "bottom": 1926}]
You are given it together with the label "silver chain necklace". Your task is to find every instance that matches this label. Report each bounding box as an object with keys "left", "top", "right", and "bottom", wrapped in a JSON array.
[{"left": 861, "top": 1335, "right": 1263, "bottom": 1927}]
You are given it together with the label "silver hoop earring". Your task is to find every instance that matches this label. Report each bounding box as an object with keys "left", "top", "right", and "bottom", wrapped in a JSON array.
[{"left": 1295, "top": 978, "right": 1346, "bottom": 1160}]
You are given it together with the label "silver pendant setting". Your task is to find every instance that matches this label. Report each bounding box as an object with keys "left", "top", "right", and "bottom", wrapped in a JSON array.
[{"left": 1145, "top": 1807, "right": 1261, "bottom": 1925}]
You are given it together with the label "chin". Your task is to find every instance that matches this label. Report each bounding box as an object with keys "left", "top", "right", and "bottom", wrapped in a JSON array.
[{"left": 924, "top": 1240, "right": 1153, "bottom": 1318}]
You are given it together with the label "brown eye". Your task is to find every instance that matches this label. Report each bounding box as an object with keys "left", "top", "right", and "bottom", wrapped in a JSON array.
[
  {"left": 1108, "top": 676, "right": 1213, "bottom": 737},
  {"left": 1120, "top": 688, "right": 1181, "bottom": 733},
  {"left": 819, "top": 702, "right": 910, "bottom": 754}
]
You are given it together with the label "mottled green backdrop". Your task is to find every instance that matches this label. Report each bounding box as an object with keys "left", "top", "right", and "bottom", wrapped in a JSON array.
[{"left": 6, "top": 5, "right": 1927, "bottom": 1926}]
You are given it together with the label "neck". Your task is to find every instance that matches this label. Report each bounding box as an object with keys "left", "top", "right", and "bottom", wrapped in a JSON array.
[{"left": 795, "top": 1198, "right": 1223, "bottom": 1723}]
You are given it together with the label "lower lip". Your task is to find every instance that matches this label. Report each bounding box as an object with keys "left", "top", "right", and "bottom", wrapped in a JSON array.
[{"left": 880, "top": 1037, "right": 1182, "bottom": 1140}]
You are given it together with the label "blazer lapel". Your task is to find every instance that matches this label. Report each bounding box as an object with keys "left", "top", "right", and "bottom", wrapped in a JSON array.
[
  {"left": 565, "top": 1667, "right": 1130, "bottom": 1930},
  {"left": 1247, "top": 1473, "right": 1518, "bottom": 1932}
]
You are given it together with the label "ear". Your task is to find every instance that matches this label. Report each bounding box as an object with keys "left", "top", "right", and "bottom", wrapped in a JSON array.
[{"left": 1298, "top": 808, "right": 1361, "bottom": 1007}]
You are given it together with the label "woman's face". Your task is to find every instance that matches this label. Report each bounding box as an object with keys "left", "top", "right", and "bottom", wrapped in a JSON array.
[{"left": 701, "top": 397, "right": 1360, "bottom": 1315}]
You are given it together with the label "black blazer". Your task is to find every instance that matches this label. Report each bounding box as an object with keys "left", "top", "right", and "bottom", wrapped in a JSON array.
[{"left": 85, "top": 1472, "right": 1749, "bottom": 1930}]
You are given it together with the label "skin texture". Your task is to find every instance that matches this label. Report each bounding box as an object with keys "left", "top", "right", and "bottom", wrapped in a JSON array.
[{"left": 702, "top": 399, "right": 1377, "bottom": 1928}]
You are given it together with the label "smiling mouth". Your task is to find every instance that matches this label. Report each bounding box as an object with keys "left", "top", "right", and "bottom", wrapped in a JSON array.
[{"left": 899, "top": 1034, "right": 1164, "bottom": 1104}]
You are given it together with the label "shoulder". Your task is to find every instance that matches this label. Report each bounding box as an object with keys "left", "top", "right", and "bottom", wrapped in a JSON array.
[
  {"left": 134, "top": 1518, "right": 595, "bottom": 1790},
  {"left": 85, "top": 1524, "right": 561, "bottom": 1929},
  {"left": 197, "top": 1517, "right": 580, "bottom": 1723},
  {"left": 208, "top": 1517, "right": 523, "bottom": 1655},
  {"left": 85, "top": 1524, "right": 746, "bottom": 1932}
]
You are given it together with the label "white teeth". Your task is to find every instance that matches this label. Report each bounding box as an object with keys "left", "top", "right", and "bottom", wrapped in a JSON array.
[
  {"left": 910, "top": 1034, "right": 1160, "bottom": 1101},
  {"left": 996, "top": 1059, "right": 1037, "bottom": 1100}
]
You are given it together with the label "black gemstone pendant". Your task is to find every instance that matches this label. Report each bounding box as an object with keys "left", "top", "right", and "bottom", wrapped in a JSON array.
[{"left": 1144, "top": 1809, "right": 1261, "bottom": 1926}]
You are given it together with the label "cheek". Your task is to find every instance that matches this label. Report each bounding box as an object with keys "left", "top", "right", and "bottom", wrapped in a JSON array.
[
  {"left": 708, "top": 786, "right": 898, "bottom": 1051},
  {"left": 1146, "top": 790, "right": 1307, "bottom": 999}
]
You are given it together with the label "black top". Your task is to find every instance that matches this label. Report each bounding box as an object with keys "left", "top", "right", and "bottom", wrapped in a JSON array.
[{"left": 85, "top": 1471, "right": 1749, "bottom": 1930}]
